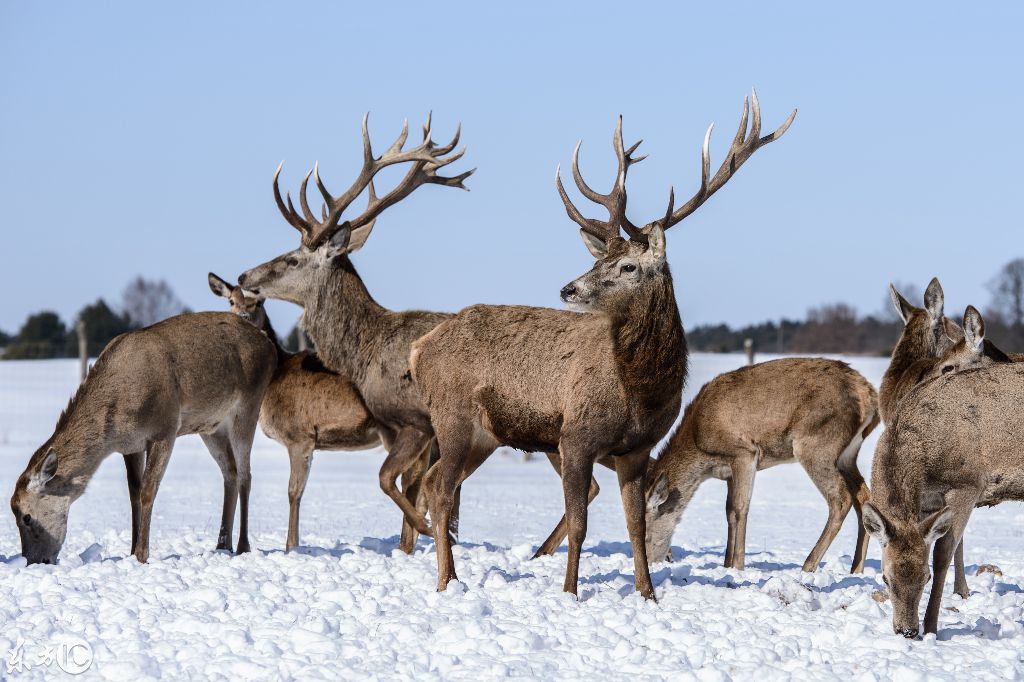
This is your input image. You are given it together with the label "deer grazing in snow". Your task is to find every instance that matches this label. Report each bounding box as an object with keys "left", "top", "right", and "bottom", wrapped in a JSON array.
[
  {"left": 411, "top": 91, "right": 795, "bottom": 598},
  {"left": 862, "top": 304, "right": 1023, "bottom": 637},
  {"left": 208, "top": 273, "right": 381, "bottom": 551},
  {"left": 11, "top": 313, "right": 276, "bottom": 564},
  {"left": 881, "top": 279, "right": 1015, "bottom": 598},
  {"left": 237, "top": 114, "right": 471, "bottom": 548},
  {"left": 644, "top": 358, "right": 878, "bottom": 573}
]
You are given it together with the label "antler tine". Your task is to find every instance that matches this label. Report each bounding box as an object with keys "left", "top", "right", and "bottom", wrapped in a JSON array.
[
  {"left": 648, "top": 89, "right": 796, "bottom": 232},
  {"left": 272, "top": 162, "right": 313, "bottom": 237},
  {"left": 298, "top": 167, "right": 318, "bottom": 224},
  {"left": 556, "top": 163, "right": 616, "bottom": 241}
]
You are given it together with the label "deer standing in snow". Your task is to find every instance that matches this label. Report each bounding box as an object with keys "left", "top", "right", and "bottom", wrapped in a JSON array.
[
  {"left": 411, "top": 92, "right": 795, "bottom": 597},
  {"left": 644, "top": 357, "right": 878, "bottom": 573},
  {"left": 11, "top": 313, "right": 276, "bottom": 564},
  {"left": 208, "top": 273, "right": 382, "bottom": 551}
]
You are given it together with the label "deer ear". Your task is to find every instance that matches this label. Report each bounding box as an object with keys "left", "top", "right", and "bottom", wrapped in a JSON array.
[
  {"left": 920, "top": 506, "right": 954, "bottom": 546},
  {"left": 924, "top": 277, "right": 944, "bottom": 321},
  {"left": 240, "top": 289, "right": 264, "bottom": 304},
  {"left": 346, "top": 223, "right": 375, "bottom": 254},
  {"left": 646, "top": 472, "right": 669, "bottom": 512},
  {"left": 889, "top": 283, "right": 916, "bottom": 325},
  {"left": 963, "top": 306, "right": 984, "bottom": 352},
  {"left": 861, "top": 502, "right": 893, "bottom": 548},
  {"left": 28, "top": 449, "right": 58, "bottom": 492},
  {"left": 208, "top": 273, "right": 232, "bottom": 299},
  {"left": 324, "top": 225, "right": 352, "bottom": 257},
  {"left": 647, "top": 225, "right": 667, "bottom": 262},
  {"left": 579, "top": 230, "right": 608, "bottom": 259}
]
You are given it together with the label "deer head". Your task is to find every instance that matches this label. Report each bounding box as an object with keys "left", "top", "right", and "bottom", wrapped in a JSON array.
[
  {"left": 238, "top": 114, "right": 473, "bottom": 303},
  {"left": 889, "top": 278, "right": 964, "bottom": 359},
  {"left": 208, "top": 272, "right": 267, "bottom": 328},
  {"left": 556, "top": 90, "right": 796, "bottom": 314},
  {"left": 921, "top": 305, "right": 1012, "bottom": 381},
  {"left": 862, "top": 502, "right": 954, "bottom": 638},
  {"left": 11, "top": 448, "right": 70, "bottom": 564}
]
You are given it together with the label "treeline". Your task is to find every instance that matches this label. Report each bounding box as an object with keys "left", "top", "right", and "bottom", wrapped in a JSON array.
[{"left": 691, "top": 258, "right": 1024, "bottom": 356}]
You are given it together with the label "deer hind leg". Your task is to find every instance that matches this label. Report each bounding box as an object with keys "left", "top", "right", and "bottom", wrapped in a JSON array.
[
  {"left": 379, "top": 427, "right": 433, "bottom": 536},
  {"left": 201, "top": 430, "right": 238, "bottom": 552},
  {"left": 424, "top": 420, "right": 474, "bottom": 591},
  {"left": 953, "top": 540, "right": 969, "bottom": 598},
  {"left": 135, "top": 436, "right": 175, "bottom": 563},
  {"left": 616, "top": 449, "right": 656, "bottom": 600},
  {"left": 228, "top": 409, "right": 260, "bottom": 555},
  {"left": 533, "top": 452, "right": 602, "bottom": 559},
  {"left": 286, "top": 442, "right": 315, "bottom": 552},
  {"left": 796, "top": 438, "right": 855, "bottom": 572},
  {"left": 398, "top": 439, "right": 431, "bottom": 554},
  {"left": 724, "top": 454, "right": 757, "bottom": 570},
  {"left": 834, "top": 432, "right": 871, "bottom": 573},
  {"left": 123, "top": 452, "right": 145, "bottom": 555}
]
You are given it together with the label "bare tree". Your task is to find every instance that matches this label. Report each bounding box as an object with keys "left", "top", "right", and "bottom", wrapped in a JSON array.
[
  {"left": 121, "top": 276, "right": 188, "bottom": 328},
  {"left": 988, "top": 258, "right": 1024, "bottom": 327}
]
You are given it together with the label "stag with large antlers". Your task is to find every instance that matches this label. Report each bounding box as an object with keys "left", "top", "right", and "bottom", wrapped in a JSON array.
[
  {"left": 411, "top": 91, "right": 795, "bottom": 597},
  {"left": 238, "top": 114, "right": 471, "bottom": 551}
]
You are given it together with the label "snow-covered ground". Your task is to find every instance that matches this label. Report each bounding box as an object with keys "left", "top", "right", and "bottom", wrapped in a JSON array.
[{"left": 1, "top": 353, "right": 1023, "bottom": 680}]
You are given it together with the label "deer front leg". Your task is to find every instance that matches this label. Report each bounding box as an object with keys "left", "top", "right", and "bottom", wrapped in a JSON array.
[
  {"left": 953, "top": 540, "right": 969, "bottom": 598},
  {"left": 533, "top": 452, "right": 601, "bottom": 559},
  {"left": 559, "top": 449, "right": 594, "bottom": 597},
  {"left": 923, "top": 495, "right": 974, "bottom": 635},
  {"left": 617, "top": 449, "right": 656, "bottom": 600},
  {"left": 122, "top": 452, "right": 145, "bottom": 555},
  {"left": 398, "top": 439, "right": 430, "bottom": 554},
  {"left": 134, "top": 437, "right": 175, "bottom": 564},
  {"left": 286, "top": 443, "right": 315, "bottom": 552},
  {"left": 724, "top": 455, "right": 756, "bottom": 570}
]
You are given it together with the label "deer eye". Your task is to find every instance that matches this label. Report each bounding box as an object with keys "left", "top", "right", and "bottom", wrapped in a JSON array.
[
  {"left": 285, "top": 257, "right": 299, "bottom": 267},
  {"left": 621, "top": 263, "right": 636, "bottom": 273},
  {"left": 22, "top": 514, "right": 31, "bottom": 525},
  {"left": 941, "top": 366, "right": 954, "bottom": 374}
]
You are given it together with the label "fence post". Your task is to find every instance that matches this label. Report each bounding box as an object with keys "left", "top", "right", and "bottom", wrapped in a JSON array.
[
  {"left": 77, "top": 320, "right": 88, "bottom": 382},
  {"left": 744, "top": 337, "right": 755, "bottom": 366}
]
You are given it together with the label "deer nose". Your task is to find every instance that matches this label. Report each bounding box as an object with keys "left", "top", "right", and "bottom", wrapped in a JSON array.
[{"left": 560, "top": 284, "right": 577, "bottom": 300}]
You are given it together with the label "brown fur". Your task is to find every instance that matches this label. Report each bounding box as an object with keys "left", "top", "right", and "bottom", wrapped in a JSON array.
[
  {"left": 645, "top": 358, "right": 878, "bottom": 573},
  {"left": 10, "top": 312, "right": 276, "bottom": 564},
  {"left": 412, "top": 232, "right": 687, "bottom": 598},
  {"left": 864, "top": 362, "right": 1024, "bottom": 637}
]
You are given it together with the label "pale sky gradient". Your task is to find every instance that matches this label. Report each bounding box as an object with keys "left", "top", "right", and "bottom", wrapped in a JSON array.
[{"left": 2, "top": 2, "right": 1022, "bottom": 334}]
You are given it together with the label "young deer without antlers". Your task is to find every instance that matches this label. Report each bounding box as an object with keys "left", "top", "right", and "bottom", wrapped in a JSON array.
[
  {"left": 208, "top": 273, "right": 381, "bottom": 551},
  {"left": 412, "top": 91, "right": 795, "bottom": 597},
  {"left": 11, "top": 313, "right": 276, "bottom": 564},
  {"left": 645, "top": 358, "right": 878, "bottom": 573},
  {"left": 238, "top": 114, "right": 471, "bottom": 550},
  {"left": 863, "top": 305, "right": 1022, "bottom": 637},
  {"left": 881, "top": 279, "right": 1016, "bottom": 598}
]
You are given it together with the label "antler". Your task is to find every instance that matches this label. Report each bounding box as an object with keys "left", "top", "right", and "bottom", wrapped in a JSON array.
[
  {"left": 556, "top": 116, "right": 648, "bottom": 243},
  {"left": 644, "top": 88, "right": 796, "bottom": 235},
  {"left": 273, "top": 113, "right": 474, "bottom": 249}
]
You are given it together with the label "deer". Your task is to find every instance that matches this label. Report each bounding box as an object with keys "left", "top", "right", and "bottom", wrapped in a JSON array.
[
  {"left": 237, "top": 114, "right": 472, "bottom": 548},
  {"left": 644, "top": 357, "right": 878, "bottom": 573},
  {"left": 208, "top": 273, "right": 382, "bottom": 551},
  {"left": 410, "top": 91, "right": 796, "bottom": 598},
  {"left": 862, "top": 305, "right": 1024, "bottom": 637},
  {"left": 881, "top": 279, "right": 1016, "bottom": 598},
  {"left": 10, "top": 312, "right": 276, "bottom": 564}
]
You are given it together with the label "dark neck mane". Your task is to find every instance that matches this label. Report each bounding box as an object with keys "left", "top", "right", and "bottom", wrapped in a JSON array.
[{"left": 258, "top": 310, "right": 289, "bottom": 363}]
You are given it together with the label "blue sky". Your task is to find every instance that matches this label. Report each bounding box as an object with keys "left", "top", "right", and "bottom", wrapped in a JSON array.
[{"left": 2, "top": 2, "right": 1022, "bottom": 334}]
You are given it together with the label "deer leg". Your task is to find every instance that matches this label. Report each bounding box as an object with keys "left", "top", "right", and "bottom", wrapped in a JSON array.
[
  {"left": 724, "top": 455, "right": 756, "bottom": 570},
  {"left": 378, "top": 427, "right": 433, "bottom": 536},
  {"left": 923, "top": 494, "right": 974, "bottom": 635},
  {"left": 953, "top": 540, "right": 969, "bottom": 598},
  {"left": 398, "top": 439, "right": 430, "bottom": 554},
  {"left": 122, "top": 452, "right": 145, "bottom": 555},
  {"left": 423, "top": 433, "right": 471, "bottom": 591},
  {"left": 229, "top": 412, "right": 259, "bottom": 555},
  {"left": 837, "top": 455, "right": 871, "bottom": 573},
  {"left": 134, "top": 437, "right": 175, "bottom": 564},
  {"left": 286, "top": 443, "right": 314, "bottom": 552},
  {"left": 559, "top": 450, "right": 595, "bottom": 597},
  {"left": 201, "top": 431, "right": 238, "bottom": 552},
  {"left": 617, "top": 449, "right": 656, "bottom": 600},
  {"left": 534, "top": 453, "right": 606, "bottom": 559},
  {"left": 800, "top": 466, "right": 853, "bottom": 572}
]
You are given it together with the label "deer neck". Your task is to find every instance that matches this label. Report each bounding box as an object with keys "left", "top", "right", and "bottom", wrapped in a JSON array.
[
  {"left": 302, "top": 257, "right": 387, "bottom": 384},
  {"left": 880, "top": 327, "right": 930, "bottom": 422},
  {"left": 48, "top": 389, "right": 116, "bottom": 498},
  {"left": 608, "top": 272, "right": 687, "bottom": 407}
]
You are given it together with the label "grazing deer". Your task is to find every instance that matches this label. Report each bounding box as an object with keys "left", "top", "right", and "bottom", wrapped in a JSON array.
[
  {"left": 862, "top": 306, "right": 1023, "bottom": 637},
  {"left": 881, "top": 280, "right": 1015, "bottom": 598},
  {"left": 237, "top": 114, "right": 471, "bottom": 547},
  {"left": 644, "top": 358, "right": 878, "bottom": 573},
  {"left": 10, "top": 313, "right": 276, "bottom": 564},
  {"left": 411, "top": 91, "right": 795, "bottom": 598},
  {"left": 208, "top": 273, "right": 382, "bottom": 551}
]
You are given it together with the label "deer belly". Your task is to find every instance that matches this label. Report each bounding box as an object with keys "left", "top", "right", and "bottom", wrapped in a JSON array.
[{"left": 474, "top": 385, "right": 561, "bottom": 453}]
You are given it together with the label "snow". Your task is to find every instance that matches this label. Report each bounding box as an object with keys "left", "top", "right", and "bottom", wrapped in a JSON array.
[{"left": 2, "top": 353, "right": 1023, "bottom": 679}]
